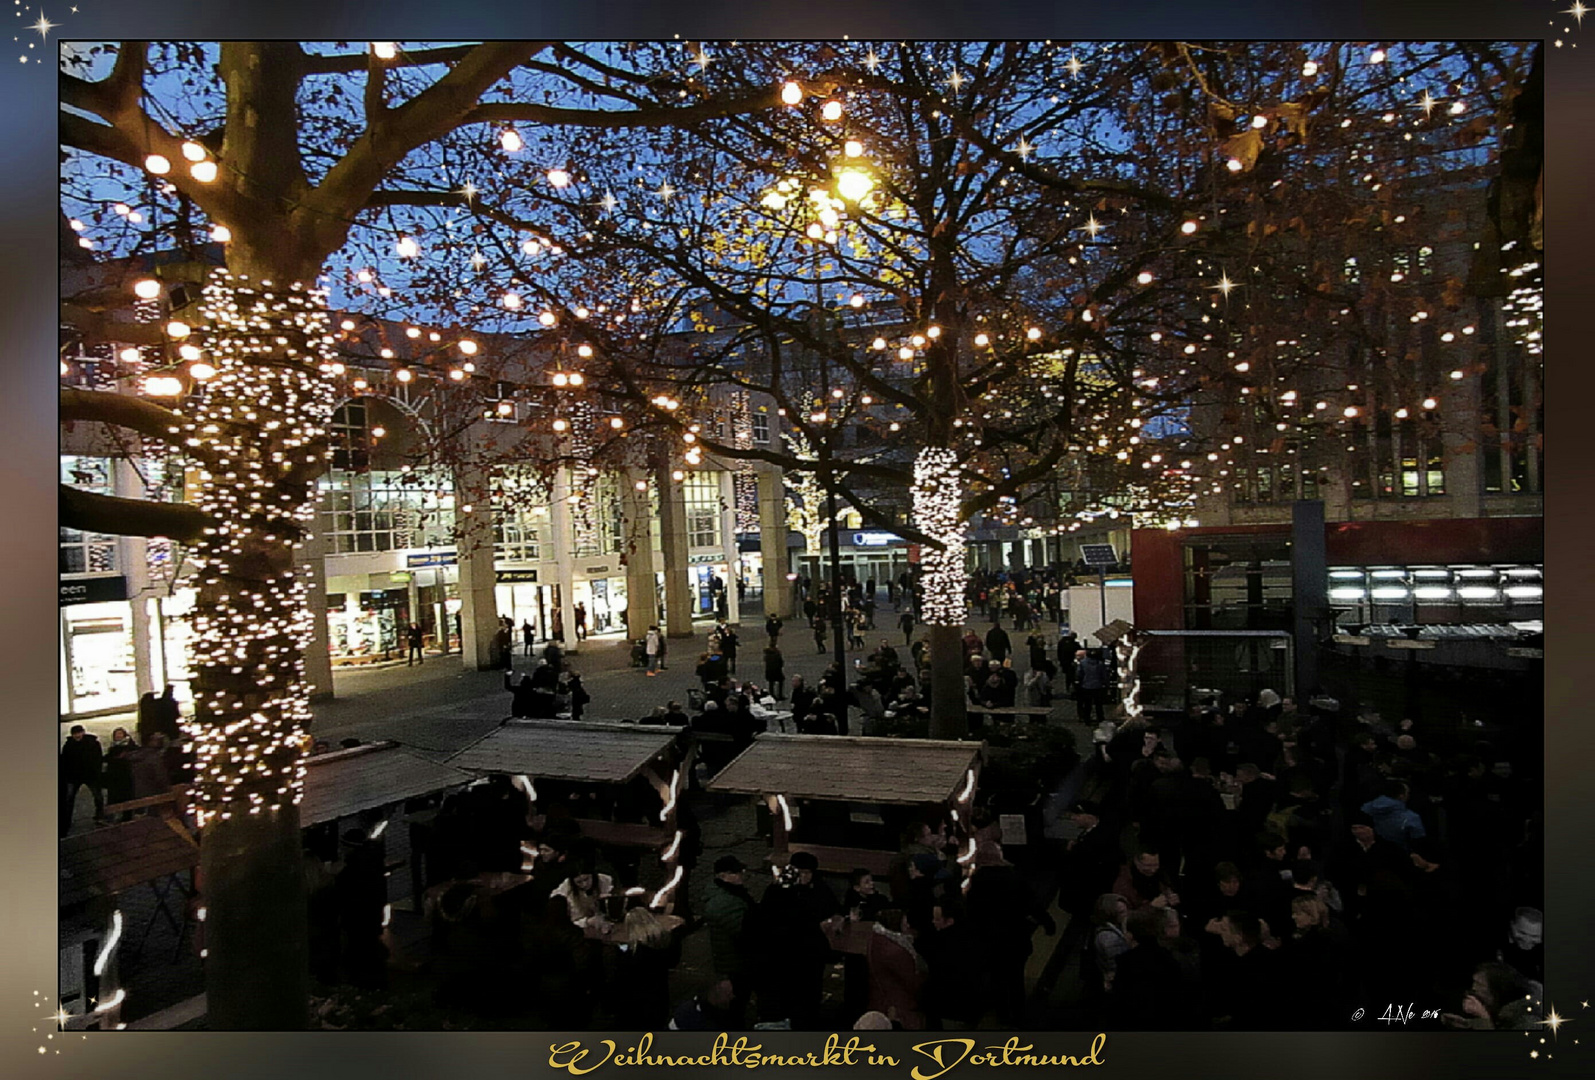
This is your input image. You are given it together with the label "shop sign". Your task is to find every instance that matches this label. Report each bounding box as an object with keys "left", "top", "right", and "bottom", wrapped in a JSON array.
[
  {"left": 907, "top": 544, "right": 921, "bottom": 564},
  {"left": 60, "top": 575, "right": 128, "bottom": 607},
  {"left": 496, "top": 568, "right": 539, "bottom": 583},
  {"left": 688, "top": 553, "right": 721, "bottom": 565},
  {"left": 405, "top": 551, "right": 458, "bottom": 568},
  {"left": 390, "top": 571, "right": 413, "bottom": 584},
  {"left": 581, "top": 564, "right": 612, "bottom": 577},
  {"left": 851, "top": 531, "right": 901, "bottom": 547}
]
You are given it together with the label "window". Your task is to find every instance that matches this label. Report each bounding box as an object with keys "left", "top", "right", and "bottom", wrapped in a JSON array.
[
  {"left": 684, "top": 473, "right": 721, "bottom": 549},
  {"left": 753, "top": 410, "right": 770, "bottom": 444},
  {"left": 60, "top": 456, "right": 118, "bottom": 575},
  {"left": 320, "top": 469, "right": 455, "bottom": 554},
  {"left": 1183, "top": 535, "right": 1294, "bottom": 631},
  {"left": 493, "top": 467, "right": 546, "bottom": 562}
]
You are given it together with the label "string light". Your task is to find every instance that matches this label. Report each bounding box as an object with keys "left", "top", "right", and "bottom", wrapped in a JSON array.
[{"left": 912, "top": 448, "right": 967, "bottom": 626}]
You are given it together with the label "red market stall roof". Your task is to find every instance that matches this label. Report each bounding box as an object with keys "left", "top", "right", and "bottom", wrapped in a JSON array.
[
  {"left": 448, "top": 720, "right": 684, "bottom": 784},
  {"left": 301, "top": 742, "right": 474, "bottom": 827},
  {"left": 707, "top": 733, "right": 983, "bottom": 806}
]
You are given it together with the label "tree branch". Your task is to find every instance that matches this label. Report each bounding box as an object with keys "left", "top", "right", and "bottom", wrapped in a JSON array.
[
  {"left": 61, "top": 388, "right": 193, "bottom": 447},
  {"left": 61, "top": 485, "right": 211, "bottom": 544}
]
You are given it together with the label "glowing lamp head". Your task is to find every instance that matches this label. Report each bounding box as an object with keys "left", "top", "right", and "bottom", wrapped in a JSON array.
[
  {"left": 144, "top": 154, "right": 171, "bottom": 175},
  {"left": 820, "top": 99, "right": 844, "bottom": 121},
  {"left": 836, "top": 168, "right": 874, "bottom": 201},
  {"left": 189, "top": 160, "right": 219, "bottom": 183},
  {"left": 546, "top": 168, "right": 571, "bottom": 188},
  {"left": 1137, "top": 271, "right": 1154, "bottom": 284},
  {"left": 974, "top": 332, "right": 990, "bottom": 347},
  {"left": 189, "top": 361, "right": 217, "bottom": 381},
  {"left": 844, "top": 139, "right": 864, "bottom": 158},
  {"left": 577, "top": 344, "right": 593, "bottom": 358},
  {"left": 395, "top": 369, "right": 413, "bottom": 383},
  {"left": 396, "top": 236, "right": 420, "bottom": 258},
  {"left": 1181, "top": 220, "right": 1198, "bottom": 235},
  {"left": 849, "top": 294, "right": 865, "bottom": 308},
  {"left": 568, "top": 372, "right": 584, "bottom": 386},
  {"left": 372, "top": 42, "right": 397, "bottom": 60},
  {"left": 780, "top": 81, "right": 803, "bottom": 105},
  {"left": 181, "top": 141, "right": 207, "bottom": 162},
  {"left": 611, "top": 417, "right": 625, "bottom": 429},
  {"left": 552, "top": 419, "right": 569, "bottom": 432},
  {"left": 552, "top": 372, "right": 569, "bottom": 387},
  {"left": 1026, "top": 327, "right": 1042, "bottom": 341},
  {"left": 165, "top": 320, "right": 191, "bottom": 339},
  {"left": 178, "top": 343, "right": 202, "bottom": 361},
  {"left": 499, "top": 127, "right": 523, "bottom": 153},
  {"left": 210, "top": 224, "right": 232, "bottom": 243},
  {"left": 133, "top": 278, "right": 162, "bottom": 300},
  {"left": 538, "top": 310, "right": 557, "bottom": 327},
  {"left": 459, "top": 339, "right": 478, "bottom": 356},
  {"left": 898, "top": 346, "right": 914, "bottom": 360},
  {"left": 501, "top": 292, "right": 523, "bottom": 310}
]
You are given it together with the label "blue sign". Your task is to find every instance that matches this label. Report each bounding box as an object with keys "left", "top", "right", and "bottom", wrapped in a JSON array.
[
  {"left": 405, "top": 551, "right": 458, "bottom": 568},
  {"left": 851, "top": 531, "right": 901, "bottom": 547}
]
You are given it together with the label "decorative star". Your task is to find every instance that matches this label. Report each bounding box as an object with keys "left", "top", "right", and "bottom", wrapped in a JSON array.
[
  {"left": 1215, "top": 273, "right": 1236, "bottom": 297},
  {"left": 469, "top": 250, "right": 486, "bottom": 270},
  {"left": 1065, "top": 53, "right": 1084, "bottom": 78},
  {"left": 457, "top": 180, "right": 477, "bottom": 201},
  {"left": 657, "top": 181, "right": 676, "bottom": 201},
  {"left": 864, "top": 49, "right": 880, "bottom": 73},
  {"left": 600, "top": 191, "right": 618, "bottom": 213},
  {"left": 29, "top": 11, "right": 53, "bottom": 38},
  {"left": 1015, "top": 136, "right": 1034, "bottom": 161},
  {"left": 1418, "top": 89, "right": 1437, "bottom": 117},
  {"left": 1569, "top": 2, "right": 1588, "bottom": 25},
  {"left": 692, "top": 48, "right": 711, "bottom": 70},
  {"left": 1541, "top": 1008, "right": 1568, "bottom": 1037},
  {"left": 947, "top": 69, "right": 965, "bottom": 91},
  {"left": 1082, "top": 213, "right": 1103, "bottom": 237}
]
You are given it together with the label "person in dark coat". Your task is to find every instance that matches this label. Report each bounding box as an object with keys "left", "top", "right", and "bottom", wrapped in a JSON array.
[
  {"left": 985, "top": 624, "right": 1011, "bottom": 664},
  {"left": 406, "top": 623, "right": 425, "bottom": 665},
  {"left": 766, "top": 614, "right": 783, "bottom": 645},
  {"left": 493, "top": 625, "right": 513, "bottom": 671},
  {"left": 1075, "top": 649, "right": 1109, "bottom": 725},
  {"left": 763, "top": 644, "right": 787, "bottom": 701},
  {"left": 964, "top": 843, "right": 1055, "bottom": 1026},
  {"left": 60, "top": 725, "right": 105, "bottom": 835},
  {"left": 543, "top": 638, "right": 563, "bottom": 672},
  {"left": 719, "top": 626, "right": 740, "bottom": 672},
  {"left": 506, "top": 673, "right": 538, "bottom": 718},
  {"left": 757, "top": 853, "right": 837, "bottom": 1027},
  {"left": 523, "top": 620, "right": 536, "bottom": 656},
  {"left": 102, "top": 727, "right": 136, "bottom": 819},
  {"left": 920, "top": 897, "right": 988, "bottom": 1028},
  {"left": 565, "top": 673, "right": 591, "bottom": 722}
]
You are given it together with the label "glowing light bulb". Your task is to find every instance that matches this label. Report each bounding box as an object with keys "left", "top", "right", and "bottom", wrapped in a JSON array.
[
  {"left": 780, "top": 81, "right": 803, "bottom": 105},
  {"left": 849, "top": 294, "right": 865, "bottom": 308},
  {"left": 553, "top": 372, "right": 569, "bottom": 387},
  {"left": 873, "top": 337, "right": 888, "bottom": 350},
  {"left": 1370, "top": 49, "right": 1386, "bottom": 63},
  {"left": 836, "top": 168, "right": 874, "bottom": 200},
  {"left": 845, "top": 139, "right": 864, "bottom": 157},
  {"left": 190, "top": 160, "right": 219, "bottom": 182},
  {"left": 181, "top": 141, "right": 206, "bottom": 162},
  {"left": 1251, "top": 115, "right": 1268, "bottom": 129},
  {"left": 1343, "top": 406, "right": 1359, "bottom": 418},
  {"left": 611, "top": 417, "right": 625, "bottom": 429},
  {"left": 179, "top": 343, "right": 202, "bottom": 361},
  {"left": 499, "top": 127, "right": 523, "bottom": 153},
  {"left": 145, "top": 154, "right": 171, "bottom": 175},
  {"left": 538, "top": 310, "right": 557, "bottom": 327},
  {"left": 1181, "top": 220, "right": 1198, "bottom": 235},
  {"left": 974, "top": 333, "right": 990, "bottom": 347},
  {"left": 210, "top": 224, "right": 231, "bottom": 242},
  {"left": 821, "top": 99, "right": 844, "bottom": 121},
  {"left": 190, "top": 361, "right": 217, "bottom": 380},
  {"left": 1137, "top": 271, "right": 1153, "bottom": 284},
  {"left": 118, "top": 348, "right": 140, "bottom": 363},
  {"left": 547, "top": 168, "right": 571, "bottom": 188},
  {"left": 396, "top": 236, "right": 419, "bottom": 258},
  {"left": 166, "top": 320, "right": 191, "bottom": 339},
  {"left": 372, "top": 42, "right": 397, "bottom": 60},
  {"left": 500, "top": 292, "right": 523, "bottom": 310},
  {"left": 133, "top": 278, "right": 162, "bottom": 300},
  {"left": 459, "top": 339, "right": 478, "bottom": 355},
  {"left": 552, "top": 419, "right": 569, "bottom": 432},
  {"left": 1226, "top": 158, "right": 1244, "bottom": 172},
  {"left": 898, "top": 347, "right": 914, "bottom": 360},
  {"left": 1027, "top": 327, "right": 1042, "bottom": 340},
  {"left": 371, "top": 425, "right": 387, "bottom": 438},
  {"left": 577, "top": 344, "right": 593, "bottom": 358}
]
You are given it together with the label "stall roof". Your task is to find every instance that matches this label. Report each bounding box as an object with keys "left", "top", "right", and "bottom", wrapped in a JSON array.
[
  {"left": 60, "top": 816, "right": 200, "bottom": 909},
  {"left": 449, "top": 720, "right": 683, "bottom": 784},
  {"left": 707, "top": 734, "right": 983, "bottom": 806},
  {"left": 301, "top": 742, "right": 474, "bottom": 827}
]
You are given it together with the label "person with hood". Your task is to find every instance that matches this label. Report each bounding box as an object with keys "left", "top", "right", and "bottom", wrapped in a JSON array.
[{"left": 1361, "top": 779, "right": 1427, "bottom": 851}]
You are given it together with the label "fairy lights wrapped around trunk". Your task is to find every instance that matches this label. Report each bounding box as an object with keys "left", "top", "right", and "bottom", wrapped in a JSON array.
[
  {"left": 912, "top": 447, "right": 967, "bottom": 625},
  {"left": 184, "top": 270, "right": 337, "bottom": 827},
  {"left": 1114, "top": 630, "right": 1145, "bottom": 722}
]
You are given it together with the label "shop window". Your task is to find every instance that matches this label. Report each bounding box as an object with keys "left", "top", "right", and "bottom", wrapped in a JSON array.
[
  {"left": 753, "top": 411, "right": 770, "bottom": 444},
  {"left": 684, "top": 473, "right": 721, "bottom": 549},
  {"left": 60, "top": 456, "right": 118, "bottom": 575},
  {"left": 320, "top": 469, "right": 454, "bottom": 554}
]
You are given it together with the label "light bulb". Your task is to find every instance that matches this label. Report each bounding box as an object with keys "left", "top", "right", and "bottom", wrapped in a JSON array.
[
  {"left": 181, "top": 141, "right": 206, "bottom": 162},
  {"left": 1137, "top": 271, "right": 1153, "bottom": 284},
  {"left": 190, "top": 160, "right": 219, "bottom": 183},
  {"left": 499, "top": 127, "right": 523, "bottom": 153},
  {"left": 821, "top": 99, "right": 844, "bottom": 121},
  {"left": 849, "top": 294, "right": 865, "bottom": 308},
  {"left": 395, "top": 369, "right": 412, "bottom": 383},
  {"left": 845, "top": 139, "right": 864, "bottom": 157},
  {"left": 119, "top": 348, "right": 140, "bottom": 363},
  {"left": 873, "top": 337, "right": 887, "bottom": 350},
  {"left": 133, "top": 278, "right": 162, "bottom": 300},
  {"left": 553, "top": 372, "right": 569, "bottom": 387},
  {"left": 836, "top": 168, "right": 874, "bottom": 200},
  {"left": 780, "top": 81, "right": 803, "bottom": 105},
  {"left": 190, "top": 362, "right": 217, "bottom": 380},
  {"left": 1181, "top": 220, "right": 1198, "bottom": 234},
  {"left": 396, "top": 236, "right": 419, "bottom": 258},
  {"left": 577, "top": 344, "right": 593, "bottom": 358},
  {"left": 974, "top": 333, "right": 990, "bottom": 347},
  {"left": 179, "top": 343, "right": 202, "bottom": 361},
  {"left": 459, "top": 339, "right": 478, "bottom": 355},
  {"left": 552, "top": 419, "right": 568, "bottom": 432},
  {"left": 166, "top": 320, "right": 191, "bottom": 339},
  {"left": 538, "top": 310, "right": 557, "bottom": 326},
  {"left": 1250, "top": 115, "right": 1268, "bottom": 129},
  {"left": 547, "top": 168, "right": 571, "bottom": 188},
  {"left": 611, "top": 417, "right": 625, "bottom": 429},
  {"left": 1027, "top": 327, "right": 1042, "bottom": 340},
  {"left": 210, "top": 224, "right": 232, "bottom": 242},
  {"left": 145, "top": 154, "right": 171, "bottom": 175},
  {"left": 502, "top": 292, "right": 523, "bottom": 309},
  {"left": 1226, "top": 158, "right": 1244, "bottom": 172},
  {"left": 372, "top": 42, "right": 397, "bottom": 60}
]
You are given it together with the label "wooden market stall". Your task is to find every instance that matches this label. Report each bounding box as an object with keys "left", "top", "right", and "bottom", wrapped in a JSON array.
[
  {"left": 705, "top": 733, "right": 984, "bottom": 877},
  {"left": 447, "top": 720, "right": 693, "bottom": 906}
]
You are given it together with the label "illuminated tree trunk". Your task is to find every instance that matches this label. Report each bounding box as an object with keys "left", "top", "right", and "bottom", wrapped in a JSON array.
[
  {"left": 186, "top": 270, "right": 336, "bottom": 1028},
  {"left": 913, "top": 448, "right": 970, "bottom": 739}
]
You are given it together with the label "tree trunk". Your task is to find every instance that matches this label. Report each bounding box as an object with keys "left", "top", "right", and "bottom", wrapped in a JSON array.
[
  {"left": 926, "top": 624, "right": 969, "bottom": 740},
  {"left": 912, "top": 446, "right": 969, "bottom": 739}
]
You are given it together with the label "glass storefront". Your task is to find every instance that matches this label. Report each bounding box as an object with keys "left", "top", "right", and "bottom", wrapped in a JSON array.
[{"left": 61, "top": 601, "right": 138, "bottom": 717}]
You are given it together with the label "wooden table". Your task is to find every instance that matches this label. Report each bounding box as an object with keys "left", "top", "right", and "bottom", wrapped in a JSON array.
[
  {"left": 969, "top": 705, "right": 1054, "bottom": 723},
  {"left": 588, "top": 913, "right": 685, "bottom": 944}
]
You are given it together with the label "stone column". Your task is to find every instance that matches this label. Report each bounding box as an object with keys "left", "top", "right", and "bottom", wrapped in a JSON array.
[
  {"left": 550, "top": 466, "right": 578, "bottom": 654},
  {"left": 622, "top": 468, "right": 657, "bottom": 641},
  {"left": 1441, "top": 368, "right": 1483, "bottom": 517},
  {"left": 757, "top": 469, "right": 793, "bottom": 619},
  {"left": 719, "top": 468, "right": 741, "bottom": 626},
  {"left": 453, "top": 464, "right": 501, "bottom": 671},
  {"left": 656, "top": 463, "right": 694, "bottom": 638},
  {"left": 299, "top": 490, "right": 335, "bottom": 701},
  {"left": 115, "top": 459, "right": 159, "bottom": 699}
]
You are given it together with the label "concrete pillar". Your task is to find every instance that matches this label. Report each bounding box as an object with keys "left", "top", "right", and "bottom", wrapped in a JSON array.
[
  {"left": 622, "top": 468, "right": 657, "bottom": 641},
  {"left": 550, "top": 466, "right": 578, "bottom": 654},
  {"left": 656, "top": 463, "right": 694, "bottom": 638},
  {"left": 1442, "top": 371, "right": 1483, "bottom": 517},
  {"left": 299, "top": 499, "right": 335, "bottom": 702},
  {"left": 113, "top": 460, "right": 160, "bottom": 700},
  {"left": 757, "top": 470, "right": 793, "bottom": 619},
  {"left": 453, "top": 464, "right": 501, "bottom": 670},
  {"left": 719, "top": 468, "right": 741, "bottom": 625}
]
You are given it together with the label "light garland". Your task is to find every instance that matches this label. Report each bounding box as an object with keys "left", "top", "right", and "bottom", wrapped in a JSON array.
[
  {"left": 183, "top": 270, "right": 337, "bottom": 828},
  {"left": 1114, "top": 630, "right": 1145, "bottom": 723},
  {"left": 911, "top": 447, "right": 967, "bottom": 625}
]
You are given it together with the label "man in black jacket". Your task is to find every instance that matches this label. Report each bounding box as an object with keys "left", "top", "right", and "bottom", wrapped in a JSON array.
[
  {"left": 985, "top": 624, "right": 1012, "bottom": 664},
  {"left": 921, "top": 897, "right": 988, "bottom": 1029},
  {"left": 60, "top": 725, "right": 106, "bottom": 835}
]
